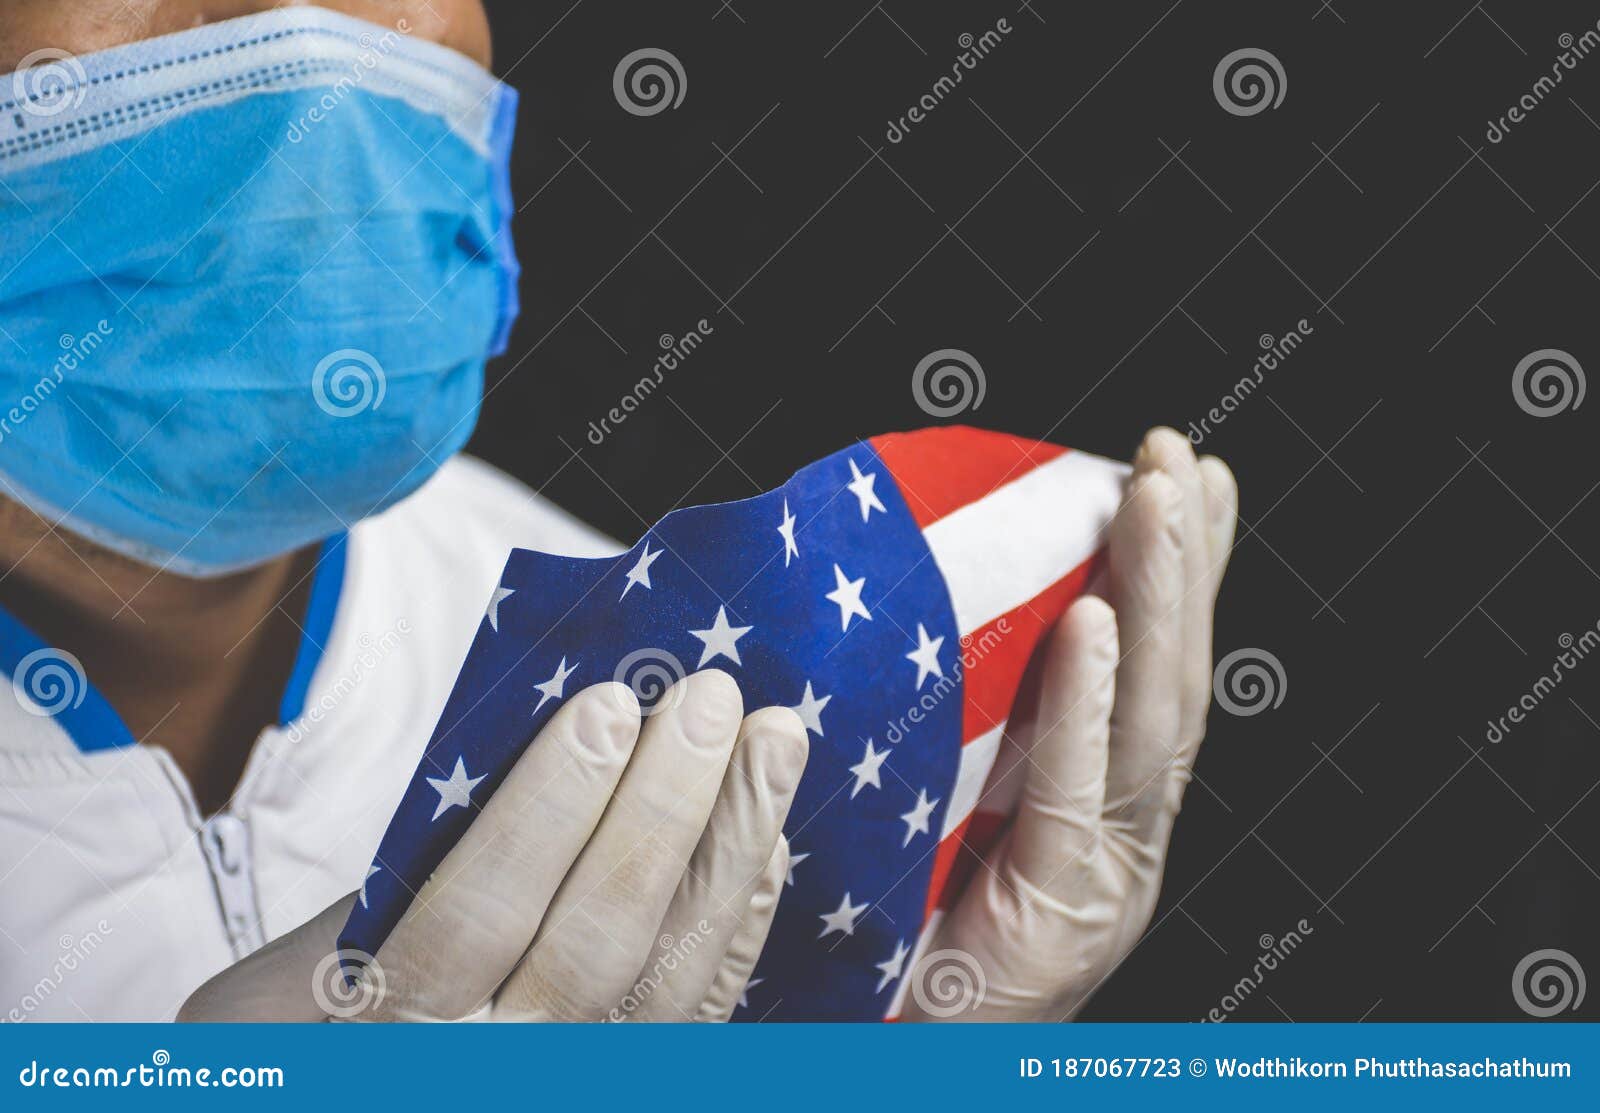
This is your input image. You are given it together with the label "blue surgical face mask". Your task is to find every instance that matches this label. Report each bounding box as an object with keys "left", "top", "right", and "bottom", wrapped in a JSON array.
[{"left": 0, "top": 8, "right": 520, "bottom": 576}]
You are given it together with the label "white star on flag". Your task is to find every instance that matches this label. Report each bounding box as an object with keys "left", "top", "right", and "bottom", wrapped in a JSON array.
[
  {"left": 791, "top": 681, "right": 831, "bottom": 736},
  {"left": 847, "top": 458, "right": 886, "bottom": 522},
  {"left": 817, "top": 892, "right": 868, "bottom": 938},
  {"left": 848, "top": 738, "right": 889, "bottom": 798},
  {"left": 620, "top": 541, "right": 663, "bottom": 599},
  {"left": 900, "top": 788, "right": 939, "bottom": 846},
  {"left": 786, "top": 851, "right": 809, "bottom": 886},
  {"left": 905, "top": 623, "right": 945, "bottom": 689},
  {"left": 426, "top": 756, "right": 485, "bottom": 821},
  {"left": 533, "top": 656, "right": 578, "bottom": 714},
  {"left": 689, "top": 605, "right": 753, "bottom": 666},
  {"left": 875, "top": 939, "right": 910, "bottom": 993},
  {"left": 359, "top": 864, "right": 380, "bottom": 910},
  {"left": 777, "top": 498, "right": 799, "bottom": 566},
  {"left": 825, "top": 563, "right": 871, "bottom": 631},
  {"left": 738, "top": 977, "right": 763, "bottom": 1008},
  {"left": 484, "top": 585, "right": 514, "bottom": 632}
]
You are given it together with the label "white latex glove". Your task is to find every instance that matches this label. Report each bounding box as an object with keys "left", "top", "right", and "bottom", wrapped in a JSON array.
[
  {"left": 180, "top": 670, "right": 807, "bottom": 1022},
  {"left": 903, "top": 428, "right": 1238, "bottom": 1022}
]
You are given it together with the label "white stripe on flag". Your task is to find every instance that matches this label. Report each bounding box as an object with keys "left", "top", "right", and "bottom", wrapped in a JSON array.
[
  {"left": 943, "top": 723, "right": 1004, "bottom": 840},
  {"left": 885, "top": 908, "right": 945, "bottom": 1020},
  {"left": 922, "top": 450, "right": 1128, "bottom": 635}
]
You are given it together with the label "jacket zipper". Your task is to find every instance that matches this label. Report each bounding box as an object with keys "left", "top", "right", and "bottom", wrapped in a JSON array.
[{"left": 198, "top": 811, "right": 267, "bottom": 960}]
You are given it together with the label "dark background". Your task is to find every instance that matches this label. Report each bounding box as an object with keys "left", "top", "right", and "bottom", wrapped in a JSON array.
[{"left": 470, "top": 0, "right": 1600, "bottom": 1020}]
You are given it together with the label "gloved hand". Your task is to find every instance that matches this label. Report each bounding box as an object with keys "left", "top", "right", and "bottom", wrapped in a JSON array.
[
  {"left": 903, "top": 428, "right": 1238, "bottom": 1021},
  {"left": 180, "top": 670, "right": 807, "bottom": 1021}
]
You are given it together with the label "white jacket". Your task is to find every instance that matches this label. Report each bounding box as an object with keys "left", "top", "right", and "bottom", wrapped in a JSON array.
[{"left": 0, "top": 457, "right": 619, "bottom": 1021}]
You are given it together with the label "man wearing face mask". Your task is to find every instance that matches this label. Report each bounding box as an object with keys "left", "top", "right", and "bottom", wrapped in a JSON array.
[{"left": 0, "top": 1, "right": 1238, "bottom": 1023}]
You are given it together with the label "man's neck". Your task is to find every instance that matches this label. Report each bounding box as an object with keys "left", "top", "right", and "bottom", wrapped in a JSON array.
[{"left": 0, "top": 500, "right": 316, "bottom": 815}]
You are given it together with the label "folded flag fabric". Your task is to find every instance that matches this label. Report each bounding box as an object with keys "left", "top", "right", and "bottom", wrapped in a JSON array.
[{"left": 340, "top": 426, "right": 1128, "bottom": 1020}]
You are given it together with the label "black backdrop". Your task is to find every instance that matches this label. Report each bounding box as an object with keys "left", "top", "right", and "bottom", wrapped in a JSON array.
[{"left": 469, "top": 0, "right": 1600, "bottom": 1020}]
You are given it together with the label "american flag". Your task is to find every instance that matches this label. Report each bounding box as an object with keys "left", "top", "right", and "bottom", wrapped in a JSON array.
[{"left": 341, "top": 426, "right": 1127, "bottom": 1020}]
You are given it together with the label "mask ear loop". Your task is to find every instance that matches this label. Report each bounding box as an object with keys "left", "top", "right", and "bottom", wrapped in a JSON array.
[{"left": 485, "top": 86, "right": 521, "bottom": 358}]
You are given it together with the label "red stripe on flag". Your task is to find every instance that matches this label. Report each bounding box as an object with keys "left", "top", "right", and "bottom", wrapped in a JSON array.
[
  {"left": 925, "top": 810, "right": 1009, "bottom": 917},
  {"left": 872, "top": 426, "right": 1067, "bottom": 530},
  {"left": 958, "top": 549, "right": 1104, "bottom": 743}
]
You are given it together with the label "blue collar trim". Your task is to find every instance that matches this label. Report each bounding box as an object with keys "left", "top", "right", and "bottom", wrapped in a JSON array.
[
  {"left": 0, "top": 604, "right": 136, "bottom": 753},
  {"left": 0, "top": 533, "right": 348, "bottom": 752},
  {"left": 277, "top": 533, "right": 348, "bottom": 727}
]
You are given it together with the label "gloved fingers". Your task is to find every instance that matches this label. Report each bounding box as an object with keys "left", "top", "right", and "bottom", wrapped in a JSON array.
[
  {"left": 345, "top": 682, "right": 642, "bottom": 1021},
  {"left": 1197, "top": 455, "right": 1239, "bottom": 605},
  {"left": 1103, "top": 466, "right": 1185, "bottom": 832},
  {"left": 896, "top": 603, "right": 1116, "bottom": 1023},
  {"left": 178, "top": 893, "right": 356, "bottom": 1022},
  {"left": 494, "top": 669, "right": 744, "bottom": 1020},
  {"left": 697, "top": 836, "right": 789, "bottom": 1022},
  {"left": 1004, "top": 596, "right": 1117, "bottom": 897},
  {"left": 1136, "top": 429, "right": 1214, "bottom": 749},
  {"left": 627, "top": 706, "right": 808, "bottom": 1021}
]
